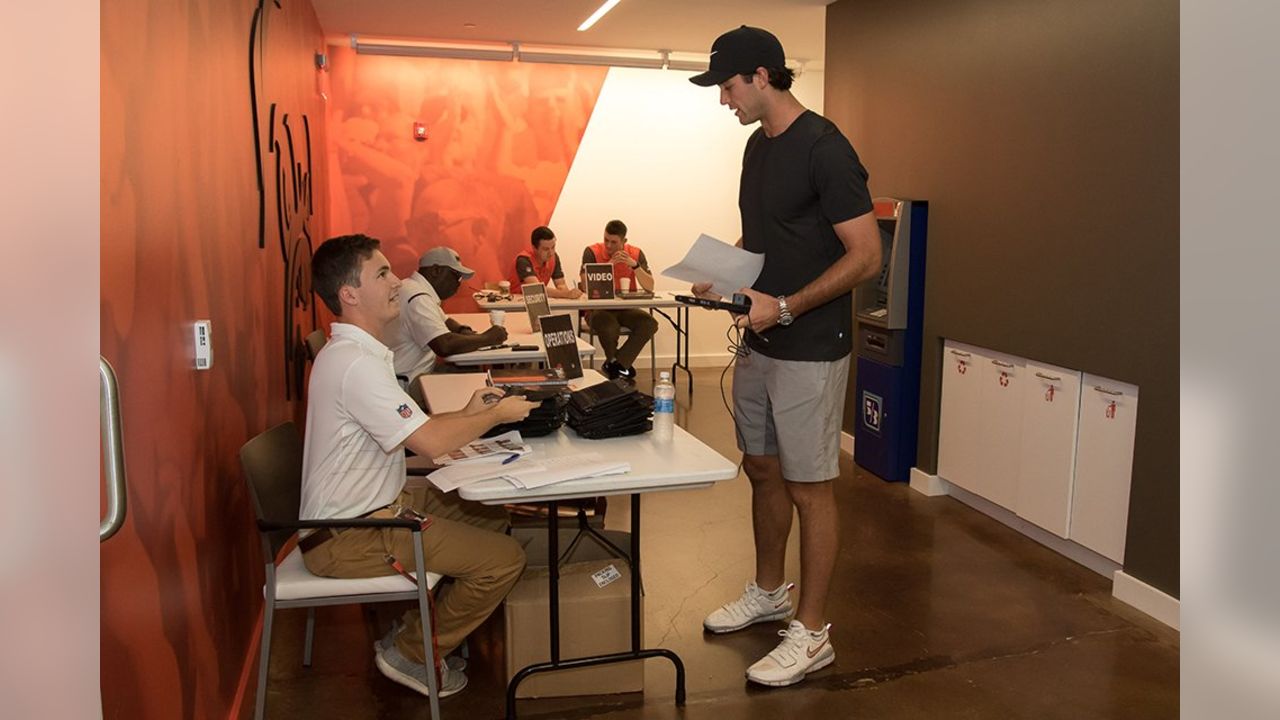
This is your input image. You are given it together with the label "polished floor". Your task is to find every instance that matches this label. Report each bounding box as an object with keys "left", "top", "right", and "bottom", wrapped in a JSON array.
[{"left": 260, "top": 366, "right": 1179, "bottom": 719}]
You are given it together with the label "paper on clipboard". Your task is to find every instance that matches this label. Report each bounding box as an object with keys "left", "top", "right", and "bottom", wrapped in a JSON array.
[{"left": 660, "top": 234, "right": 764, "bottom": 298}]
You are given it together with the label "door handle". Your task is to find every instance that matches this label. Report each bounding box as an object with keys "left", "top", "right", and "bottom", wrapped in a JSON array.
[{"left": 100, "top": 357, "right": 128, "bottom": 542}]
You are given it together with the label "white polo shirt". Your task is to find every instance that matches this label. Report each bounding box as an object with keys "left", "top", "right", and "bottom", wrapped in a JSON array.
[
  {"left": 388, "top": 272, "right": 451, "bottom": 379},
  {"left": 300, "top": 323, "right": 428, "bottom": 520}
]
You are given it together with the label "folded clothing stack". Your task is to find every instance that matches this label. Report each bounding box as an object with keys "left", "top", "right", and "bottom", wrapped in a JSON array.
[
  {"left": 566, "top": 379, "right": 654, "bottom": 439},
  {"left": 483, "top": 386, "right": 570, "bottom": 438}
]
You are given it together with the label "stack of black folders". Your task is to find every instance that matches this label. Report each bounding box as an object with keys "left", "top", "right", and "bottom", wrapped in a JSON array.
[
  {"left": 566, "top": 378, "right": 654, "bottom": 439},
  {"left": 484, "top": 368, "right": 570, "bottom": 438}
]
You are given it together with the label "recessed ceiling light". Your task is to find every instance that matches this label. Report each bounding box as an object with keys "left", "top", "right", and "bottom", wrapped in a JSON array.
[{"left": 578, "top": 0, "right": 622, "bottom": 32}]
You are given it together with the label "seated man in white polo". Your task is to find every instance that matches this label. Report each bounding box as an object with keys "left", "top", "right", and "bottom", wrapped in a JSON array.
[{"left": 303, "top": 233, "right": 537, "bottom": 697}]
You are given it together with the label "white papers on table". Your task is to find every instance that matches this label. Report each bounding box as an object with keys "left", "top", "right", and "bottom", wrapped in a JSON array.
[
  {"left": 502, "top": 453, "right": 630, "bottom": 490},
  {"left": 660, "top": 233, "right": 764, "bottom": 299},
  {"left": 427, "top": 456, "right": 544, "bottom": 493},
  {"left": 432, "top": 430, "right": 530, "bottom": 466}
]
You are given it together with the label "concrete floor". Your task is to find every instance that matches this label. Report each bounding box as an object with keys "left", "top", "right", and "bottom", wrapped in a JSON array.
[{"left": 260, "top": 366, "right": 1179, "bottom": 719}]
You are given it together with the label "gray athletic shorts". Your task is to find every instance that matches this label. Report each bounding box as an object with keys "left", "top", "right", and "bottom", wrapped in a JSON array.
[{"left": 731, "top": 351, "right": 850, "bottom": 482}]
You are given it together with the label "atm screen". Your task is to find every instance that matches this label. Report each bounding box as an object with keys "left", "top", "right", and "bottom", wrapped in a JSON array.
[{"left": 874, "top": 219, "right": 896, "bottom": 303}]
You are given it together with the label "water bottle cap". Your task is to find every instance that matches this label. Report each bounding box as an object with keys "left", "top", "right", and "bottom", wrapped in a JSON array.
[{"left": 659, "top": 371, "right": 671, "bottom": 380}]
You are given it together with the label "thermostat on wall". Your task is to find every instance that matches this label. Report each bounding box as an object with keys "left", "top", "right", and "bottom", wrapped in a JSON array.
[{"left": 194, "top": 320, "right": 212, "bottom": 370}]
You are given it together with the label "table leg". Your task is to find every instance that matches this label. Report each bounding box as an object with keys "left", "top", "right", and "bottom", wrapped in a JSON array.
[{"left": 503, "top": 494, "right": 687, "bottom": 719}]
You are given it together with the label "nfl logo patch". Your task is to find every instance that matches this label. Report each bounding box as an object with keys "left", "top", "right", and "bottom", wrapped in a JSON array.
[{"left": 397, "top": 403, "right": 413, "bottom": 419}]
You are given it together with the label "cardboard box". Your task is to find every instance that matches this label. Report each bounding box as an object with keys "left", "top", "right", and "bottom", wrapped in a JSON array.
[{"left": 505, "top": 528, "right": 644, "bottom": 698}]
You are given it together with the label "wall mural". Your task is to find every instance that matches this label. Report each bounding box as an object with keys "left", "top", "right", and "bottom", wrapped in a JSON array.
[
  {"left": 326, "top": 46, "right": 606, "bottom": 312},
  {"left": 252, "top": 0, "right": 318, "bottom": 400}
]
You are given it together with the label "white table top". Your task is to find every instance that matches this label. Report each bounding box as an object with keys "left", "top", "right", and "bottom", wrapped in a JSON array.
[
  {"left": 473, "top": 289, "right": 685, "bottom": 312},
  {"left": 417, "top": 371, "right": 738, "bottom": 505},
  {"left": 445, "top": 313, "right": 594, "bottom": 367}
]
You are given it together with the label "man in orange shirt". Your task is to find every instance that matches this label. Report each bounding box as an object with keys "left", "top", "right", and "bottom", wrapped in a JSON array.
[
  {"left": 512, "top": 226, "right": 583, "bottom": 299},
  {"left": 580, "top": 219, "right": 658, "bottom": 380}
]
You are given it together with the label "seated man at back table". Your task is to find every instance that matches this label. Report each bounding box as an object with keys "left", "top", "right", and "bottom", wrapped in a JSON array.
[
  {"left": 389, "top": 246, "right": 508, "bottom": 404},
  {"left": 580, "top": 219, "right": 659, "bottom": 380},
  {"left": 512, "top": 225, "right": 583, "bottom": 299},
  {"left": 304, "top": 233, "right": 537, "bottom": 698}
]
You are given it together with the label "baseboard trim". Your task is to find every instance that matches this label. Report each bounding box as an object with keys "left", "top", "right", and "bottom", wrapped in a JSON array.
[
  {"left": 944, "top": 482, "right": 1122, "bottom": 579},
  {"left": 1112, "top": 570, "right": 1180, "bottom": 630},
  {"left": 909, "top": 467, "right": 950, "bottom": 496},
  {"left": 840, "top": 431, "right": 854, "bottom": 457}
]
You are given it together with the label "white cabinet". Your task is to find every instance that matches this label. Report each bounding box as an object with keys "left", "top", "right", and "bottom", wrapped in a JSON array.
[
  {"left": 1069, "top": 375, "right": 1139, "bottom": 562},
  {"left": 937, "top": 342, "right": 984, "bottom": 495},
  {"left": 1014, "top": 362, "right": 1082, "bottom": 538},
  {"left": 935, "top": 342, "right": 1138, "bottom": 562},
  {"left": 975, "top": 351, "right": 1025, "bottom": 510}
]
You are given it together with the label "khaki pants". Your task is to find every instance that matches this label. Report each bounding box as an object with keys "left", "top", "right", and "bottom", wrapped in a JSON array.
[
  {"left": 590, "top": 309, "right": 658, "bottom": 367},
  {"left": 301, "top": 485, "right": 525, "bottom": 662}
]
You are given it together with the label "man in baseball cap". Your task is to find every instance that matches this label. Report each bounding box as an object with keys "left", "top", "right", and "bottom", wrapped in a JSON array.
[
  {"left": 688, "top": 25, "right": 884, "bottom": 690},
  {"left": 388, "top": 245, "right": 507, "bottom": 401},
  {"left": 688, "top": 25, "right": 786, "bottom": 87}
]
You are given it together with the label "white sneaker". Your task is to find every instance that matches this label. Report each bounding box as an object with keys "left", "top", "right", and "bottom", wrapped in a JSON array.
[
  {"left": 703, "top": 581, "right": 794, "bottom": 634},
  {"left": 745, "top": 621, "right": 835, "bottom": 687},
  {"left": 375, "top": 645, "right": 469, "bottom": 698},
  {"left": 374, "top": 622, "right": 466, "bottom": 672}
]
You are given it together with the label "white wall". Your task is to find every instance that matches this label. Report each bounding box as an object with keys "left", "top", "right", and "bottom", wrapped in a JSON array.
[{"left": 549, "top": 66, "right": 825, "bottom": 367}]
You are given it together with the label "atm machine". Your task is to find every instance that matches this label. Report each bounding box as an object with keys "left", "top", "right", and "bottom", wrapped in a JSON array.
[{"left": 852, "top": 198, "right": 928, "bottom": 483}]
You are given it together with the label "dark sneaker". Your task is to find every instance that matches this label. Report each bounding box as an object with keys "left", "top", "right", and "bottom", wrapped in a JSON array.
[
  {"left": 618, "top": 364, "right": 637, "bottom": 379},
  {"left": 601, "top": 360, "right": 624, "bottom": 379}
]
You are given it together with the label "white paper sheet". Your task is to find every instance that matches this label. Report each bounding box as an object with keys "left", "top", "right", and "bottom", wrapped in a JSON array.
[
  {"left": 432, "top": 430, "right": 529, "bottom": 466},
  {"left": 501, "top": 453, "right": 631, "bottom": 490},
  {"left": 428, "top": 456, "right": 545, "bottom": 493},
  {"left": 660, "top": 233, "right": 764, "bottom": 298}
]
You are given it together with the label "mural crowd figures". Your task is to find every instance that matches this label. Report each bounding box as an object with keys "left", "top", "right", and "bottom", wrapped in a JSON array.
[
  {"left": 326, "top": 47, "right": 606, "bottom": 313},
  {"left": 252, "top": 0, "right": 319, "bottom": 401}
]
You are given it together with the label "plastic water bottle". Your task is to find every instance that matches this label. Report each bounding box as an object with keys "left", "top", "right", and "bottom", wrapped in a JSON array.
[{"left": 653, "top": 371, "right": 675, "bottom": 441}]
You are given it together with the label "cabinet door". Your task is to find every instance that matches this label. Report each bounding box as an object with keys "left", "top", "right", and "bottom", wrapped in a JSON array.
[
  {"left": 1015, "top": 362, "right": 1082, "bottom": 537},
  {"left": 937, "top": 341, "right": 984, "bottom": 492},
  {"left": 1069, "top": 375, "right": 1139, "bottom": 562},
  {"left": 974, "top": 351, "right": 1025, "bottom": 510}
]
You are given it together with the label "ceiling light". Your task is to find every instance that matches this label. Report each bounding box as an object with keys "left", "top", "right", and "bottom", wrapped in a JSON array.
[{"left": 577, "top": 0, "right": 622, "bottom": 32}]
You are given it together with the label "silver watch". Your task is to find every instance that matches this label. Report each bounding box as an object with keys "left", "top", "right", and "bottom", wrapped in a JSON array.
[{"left": 776, "top": 295, "right": 794, "bottom": 326}]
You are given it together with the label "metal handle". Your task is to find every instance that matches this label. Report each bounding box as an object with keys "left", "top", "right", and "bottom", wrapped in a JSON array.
[
  {"left": 1035, "top": 372, "right": 1062, "bottom": 382},
  {"left": 949, "top": 350, "right": 970, "bottom": 358},
  {"left": 991, "top": 360, "right": 1014, "bottom": 368},
  {"left": 100, "top": 357, "right": 128, "bottom": 542},
  {"left": 1093, "top": 385, "right": 1123, "bottom": 397}
]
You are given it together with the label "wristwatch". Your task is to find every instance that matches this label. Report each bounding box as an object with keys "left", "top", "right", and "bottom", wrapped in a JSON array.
[{"left": 776, "top": 296, "right": 794, "bottom": 326}]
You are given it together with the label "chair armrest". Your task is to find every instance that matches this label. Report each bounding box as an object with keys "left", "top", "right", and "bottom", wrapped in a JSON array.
[{"left": 258, "top": 517, "right": 420, "bottom": 532}]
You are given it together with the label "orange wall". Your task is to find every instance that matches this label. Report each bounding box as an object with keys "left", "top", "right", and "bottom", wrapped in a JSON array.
[
  {"left": 325, "top": 47, "right": 606, "bottom": 312},
  {"left": 100, "top": 0, "right": 328, "bottom": 717}
]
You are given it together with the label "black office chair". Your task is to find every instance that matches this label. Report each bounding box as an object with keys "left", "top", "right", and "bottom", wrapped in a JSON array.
[
  {"left": 304, "top": 329, "right": 326, "bottom": 362},
  {"left": 240, "top": 422, "right": 445, "bottom": 720}
]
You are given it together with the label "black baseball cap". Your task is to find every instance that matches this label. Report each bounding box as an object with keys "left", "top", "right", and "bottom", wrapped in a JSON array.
[{"left": 688, "top": 26, "right": 786, "bottom": 87}]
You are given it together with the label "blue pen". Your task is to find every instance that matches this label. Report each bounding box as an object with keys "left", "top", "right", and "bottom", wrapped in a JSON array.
[{"left": 501, "top": 453, "right": 521, "bottom": 465}]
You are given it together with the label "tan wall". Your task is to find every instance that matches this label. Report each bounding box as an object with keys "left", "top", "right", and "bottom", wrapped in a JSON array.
[
  {"left": 100, "top": 0, "right": 328, "bottom": 716},
  {"left": 827, "top": 0, "right": 1178, "bottom": 595}
]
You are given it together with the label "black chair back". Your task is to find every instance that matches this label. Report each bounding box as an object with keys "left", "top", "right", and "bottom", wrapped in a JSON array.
[{"left": 240, "top": 422, "right": 304, "bottom": 559}]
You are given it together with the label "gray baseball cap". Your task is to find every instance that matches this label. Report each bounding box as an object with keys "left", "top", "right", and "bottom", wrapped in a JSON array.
[{"left": 418, "top": 246, "right": 476, "bottom": 279}]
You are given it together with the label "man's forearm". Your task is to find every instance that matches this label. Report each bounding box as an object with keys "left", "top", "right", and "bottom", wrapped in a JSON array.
[
  {"left": 403, "top": 410, "right": 501, "bottom": 459},
  {"left": 787, "top": 250, "right": 878, "bottom": 317},
  {"left": 430, "top": 332, "right": 499, "bottom": 357},
  {"left": 634, "top": 267, "right": 655, "bottom": 292}
]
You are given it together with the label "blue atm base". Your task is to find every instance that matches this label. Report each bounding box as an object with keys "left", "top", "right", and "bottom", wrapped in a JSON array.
[{"left": 853, "top": 356, "right": 918, "bottom": 483}]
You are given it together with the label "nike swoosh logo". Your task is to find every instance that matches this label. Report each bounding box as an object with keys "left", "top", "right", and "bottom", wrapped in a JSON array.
[
  {"left": 807, "top": 639, "right": 829, "bottom": 659},
  {"left": 710, "top": 50, "right": 718, "bottom": 56}
]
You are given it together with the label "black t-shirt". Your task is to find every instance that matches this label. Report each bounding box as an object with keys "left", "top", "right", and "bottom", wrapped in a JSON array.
[
  {"left": 515, "top": 253, "right": 565, "bottom": 283},
  {"left": 740, "top": 110, "right": 873, "bottom": 361}
]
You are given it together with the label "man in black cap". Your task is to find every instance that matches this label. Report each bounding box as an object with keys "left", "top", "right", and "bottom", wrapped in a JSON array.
[{"left": 689, "top": 26, "right": 883, "bottom": 688}]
